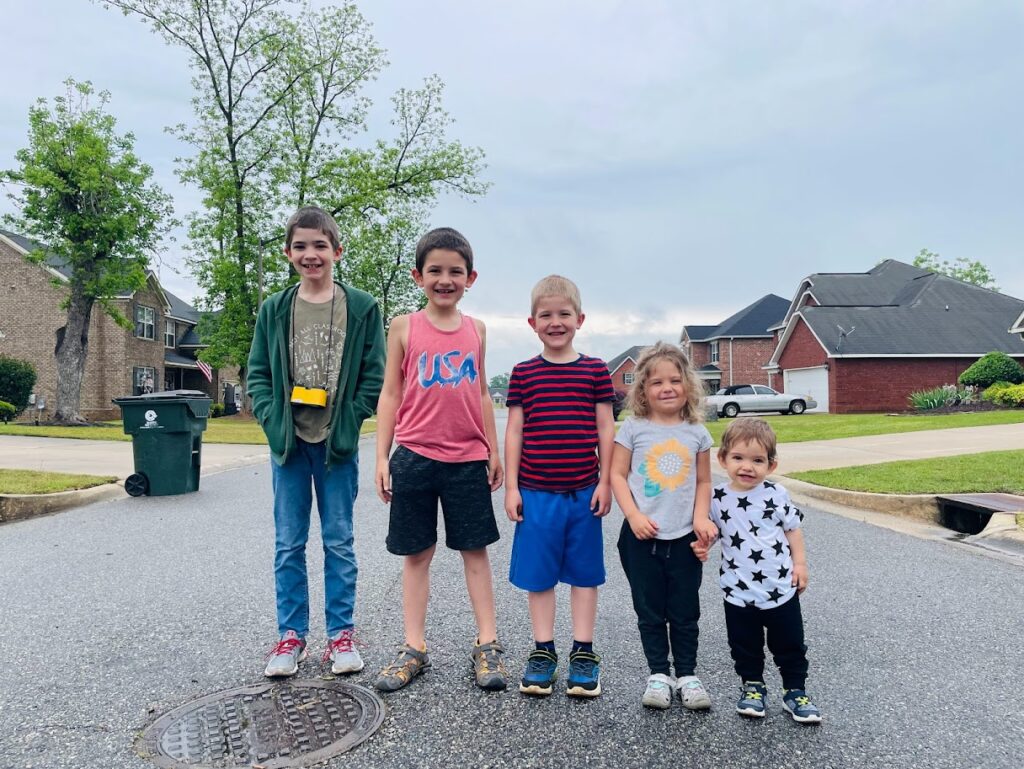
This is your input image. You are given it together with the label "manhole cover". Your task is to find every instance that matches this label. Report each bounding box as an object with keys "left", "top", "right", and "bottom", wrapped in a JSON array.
[{"left": 137, "top": 680, "right": 385, "bottom": 768}]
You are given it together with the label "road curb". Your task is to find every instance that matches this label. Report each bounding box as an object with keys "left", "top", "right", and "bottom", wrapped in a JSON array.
[
  {"left": 0, "top": 482, "right": 124, "bottom": 524},
  {"left": 778, "top": 475, "right": 942, "bottom": 524}
]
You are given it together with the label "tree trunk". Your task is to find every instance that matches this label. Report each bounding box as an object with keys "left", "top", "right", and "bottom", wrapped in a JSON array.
[
  {"left": 53, "top": 287, "right": 95, "bottom": 424},
  {"left": 239, "top": 365, "right": 252, "bottom": 415}
]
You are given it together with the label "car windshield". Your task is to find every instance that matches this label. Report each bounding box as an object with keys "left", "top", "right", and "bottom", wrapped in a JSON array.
[{"left": 715, "top": 388, "right": 727, "bottom": 395}]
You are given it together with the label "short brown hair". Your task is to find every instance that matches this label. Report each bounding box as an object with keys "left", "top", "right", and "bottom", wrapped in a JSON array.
[
  {"left": 285, "top": 205, "right": 341, "bottom": 250},
  {"left": 626, "top": 342, "right": 705, "bottom": 423},
  {"left": 415, "top": 227, "right": 473, "bottom": 272},
  {"left": 530, "top": 275, "right": 582, "bottom": 315},
  {"left": 718, "top": 417, "right": 778, "bottom": 462}
]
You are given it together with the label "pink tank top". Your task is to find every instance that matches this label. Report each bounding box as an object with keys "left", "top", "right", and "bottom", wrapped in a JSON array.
[{"left": 395, "top": 311, "right": 490, "bottom": 462}]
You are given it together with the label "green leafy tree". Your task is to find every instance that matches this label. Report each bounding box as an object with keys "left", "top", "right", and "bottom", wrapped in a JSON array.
[
  {"left": 489, "top": 373, "right": 510, "bottom": 390},
  {"left": 913, "top": 248, "right": 999, "bottom": 291},
  {"left": 1, "top": 80, "right": 173, "bottom": 423},
  {"left": 106, "top": 0, "right": 488, "bottom": 393}
]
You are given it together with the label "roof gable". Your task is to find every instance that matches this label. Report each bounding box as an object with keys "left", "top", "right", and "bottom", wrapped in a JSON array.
[
  {"left": 606, "top": 344, "right": 646, "bottom": 375},
  {"left": 685, "top": 294, "right": 789, "bottom": 341}
]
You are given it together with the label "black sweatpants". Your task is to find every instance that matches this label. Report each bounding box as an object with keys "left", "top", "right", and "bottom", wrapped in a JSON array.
[
  {"left": 723, "top": 594, "right": 809, "bottom": 689},
  {"left": 617, "top": 521, "right": 702, "bottom": 677}
]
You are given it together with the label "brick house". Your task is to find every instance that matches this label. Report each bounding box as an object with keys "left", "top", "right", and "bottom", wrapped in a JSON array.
[
  {"left": 0, "top": 229, "right": 239, "bottom": 422},
  {"left": 606, "top": 345, "right": 645, "bottom": 394},
  {"left": 680, "top": 294, "right": 790, "bottom": 393},
  {"left": 766, "top": 259, "right": 1024, "bottom": 413}
]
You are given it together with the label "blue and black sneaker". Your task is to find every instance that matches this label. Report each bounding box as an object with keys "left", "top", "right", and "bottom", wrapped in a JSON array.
[
  {"left": 736, "top": 681, "right": 767, "bottom": 718},
  {"left": 782, "top": 689, "right": 822, "bottom": 724},
  {"left": 519, "top": 649, "right": 558, "bottom": 696},
  {"left": 566, "top": 649, "right": 601, "bottom": 697}
]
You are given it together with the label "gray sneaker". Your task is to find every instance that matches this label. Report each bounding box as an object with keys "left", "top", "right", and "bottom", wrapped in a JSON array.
[
  {"left": 325, "top": 629, "right": 364, "bottom": 674},
  {"left": 642, "top": 673, "right": 675, "bottom": 709},
  {"left": 677, "top": 675, "right": 712, "bottom": 710},
  {"left": 264, "top": 630, "right": 307, "bottom": 677}
]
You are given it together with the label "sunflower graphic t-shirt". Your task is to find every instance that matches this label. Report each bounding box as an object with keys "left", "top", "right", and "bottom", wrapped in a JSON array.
[{"left": 615, "top": 417, "right": 713, "bottom": 540}]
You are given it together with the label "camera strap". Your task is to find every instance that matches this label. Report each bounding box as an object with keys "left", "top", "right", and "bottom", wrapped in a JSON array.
[{"left": 290, "top": 284, "right": 337, "bottom": 390}]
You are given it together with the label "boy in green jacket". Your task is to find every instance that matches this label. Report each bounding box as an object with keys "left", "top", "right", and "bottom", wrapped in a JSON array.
[{"left": 247, "top": 205, "right": 385, "bottom": 677}]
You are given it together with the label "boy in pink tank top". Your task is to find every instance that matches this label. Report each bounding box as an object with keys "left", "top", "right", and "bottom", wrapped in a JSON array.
[{"left": 373, "top": 227, "right": 508, "bottom": 692}]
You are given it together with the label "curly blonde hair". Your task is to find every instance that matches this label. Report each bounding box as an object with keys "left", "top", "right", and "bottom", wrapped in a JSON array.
[{"left": 626, "top": 341, "right": 705, "bottom": 423}]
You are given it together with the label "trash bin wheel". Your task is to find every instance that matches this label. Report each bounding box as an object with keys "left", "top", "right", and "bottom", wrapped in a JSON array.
[{"left": 125, "top": 473, "right": 149, "bottom": 497}]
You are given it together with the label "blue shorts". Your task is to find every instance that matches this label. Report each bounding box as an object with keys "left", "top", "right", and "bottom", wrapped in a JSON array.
[{"left": 509, "top": 485, "right": 606, "bottom": 592}]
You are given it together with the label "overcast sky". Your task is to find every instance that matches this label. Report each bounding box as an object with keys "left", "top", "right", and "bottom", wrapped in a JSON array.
[{"left": 3, "top": 1, "right": 1023, "bottom": 377}]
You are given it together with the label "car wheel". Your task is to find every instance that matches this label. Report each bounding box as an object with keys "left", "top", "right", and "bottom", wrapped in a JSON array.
[
  {"left": 789, "top": 400, "right": 806, "bottom": 415},
  {"left": 723, "top": 403, "right": 740, "bottom": 418}
]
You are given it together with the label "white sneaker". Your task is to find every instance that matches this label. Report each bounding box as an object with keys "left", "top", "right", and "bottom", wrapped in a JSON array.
[
  {"left": 326, "top": 629, "right": 364, "bottom": 674},
  {"left": 264, "top": 630, "right": 307, "bottom": 677},
  {"left": 677, "top": 675, "right": 712, "bottom": 710},
  {"left": 642, "top": 673, "right": 676, "bottom": 709}
]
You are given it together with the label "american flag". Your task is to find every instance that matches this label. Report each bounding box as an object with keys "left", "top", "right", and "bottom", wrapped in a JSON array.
[{"left": 196, "top": 359, "right": 213, "bottom": 383}]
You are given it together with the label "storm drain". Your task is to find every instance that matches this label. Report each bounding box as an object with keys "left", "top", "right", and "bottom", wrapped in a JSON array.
[{"left": 137, "top": 680, "right": 385, "bottom": 768}]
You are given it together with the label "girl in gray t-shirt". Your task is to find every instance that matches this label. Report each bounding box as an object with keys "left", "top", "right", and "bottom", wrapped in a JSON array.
[{"left": 610, "top": 342, "right": 718, "bottom": 711}]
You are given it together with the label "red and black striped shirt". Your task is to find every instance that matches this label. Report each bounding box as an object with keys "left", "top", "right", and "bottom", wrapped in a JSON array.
[{"left": 507, "top": 354, "right": 615, "bottom": 492}]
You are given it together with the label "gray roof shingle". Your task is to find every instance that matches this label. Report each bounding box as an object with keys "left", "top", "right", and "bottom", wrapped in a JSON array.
[{"left": 684, "top": 294, "right": 789, "bottom": 340}]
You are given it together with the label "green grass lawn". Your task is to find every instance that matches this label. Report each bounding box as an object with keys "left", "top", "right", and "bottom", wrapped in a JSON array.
[
  {"left": 789, "top": 450, "right": 1024, "bottom": 494},
  {"left": 0, "top": 414, "right": 378, "bottom": 444},
  {"left": 703, "top": 409, "right": 1024, "bottom": 444},
  {"left": 0, "top": 468, "right": 117, "bottom": 494}
]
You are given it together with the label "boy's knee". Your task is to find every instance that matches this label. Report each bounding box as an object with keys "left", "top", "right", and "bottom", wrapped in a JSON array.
[{"left": 404, "top": 545, "right": 436, "bottom": 568}]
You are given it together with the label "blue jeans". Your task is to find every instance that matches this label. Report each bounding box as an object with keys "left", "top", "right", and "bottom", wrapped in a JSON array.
[{"left": 271, "top": 439, "right": 358, "bottom": 637}]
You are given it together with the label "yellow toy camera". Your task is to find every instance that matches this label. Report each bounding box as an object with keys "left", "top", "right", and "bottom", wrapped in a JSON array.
[{"left": 291, "top": 385, "right": 328, "bottom": 408}]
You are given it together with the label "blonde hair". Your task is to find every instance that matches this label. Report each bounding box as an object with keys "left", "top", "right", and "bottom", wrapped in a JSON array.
[
  {"left": 531, "top": 274, "right": 582, "bottom": 315},
  {"left": 626, "top": 342, "right": 705, "bottom": 423},
  {"left": 718, "top": 417, "right": 778, "bottom": 462}
]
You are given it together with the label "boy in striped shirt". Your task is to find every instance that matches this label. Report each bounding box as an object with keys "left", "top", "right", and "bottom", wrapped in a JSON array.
[{"left": 504, "top": 275, "right": 617, "bottom": 697}]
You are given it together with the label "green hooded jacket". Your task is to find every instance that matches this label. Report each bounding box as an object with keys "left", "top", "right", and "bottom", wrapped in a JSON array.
[{"left": 246, "top": 282, "right": 385, "bottom": 465}]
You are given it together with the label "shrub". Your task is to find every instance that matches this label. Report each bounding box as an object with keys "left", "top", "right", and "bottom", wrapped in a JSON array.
[
  {"left": 0, "top": 400, "right": 15, "bottom": 423},
  {"left": 983, "top": 382, "right": 1024, "bottom": 407},
  {"left": 209, "top": 403, "right": 225, "bottom": 418},
  {"left": 908, "top": 384, "right": 976, "bottom": 411},
  {"left": 0, "top": 355, "right": 37, "bottom": 417},
  {"left": 959, "top": 352, "right": 1024, "bottom": 388}
]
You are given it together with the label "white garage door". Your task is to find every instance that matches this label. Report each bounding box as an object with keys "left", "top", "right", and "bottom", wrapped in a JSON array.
[{"left": 784, "top": 366, "right": 829, "bottom": 412}]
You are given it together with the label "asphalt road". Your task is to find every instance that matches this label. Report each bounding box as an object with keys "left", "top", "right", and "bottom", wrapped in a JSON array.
[{"left": 1, "top": 434, "right": 1022, "bottom": 769}]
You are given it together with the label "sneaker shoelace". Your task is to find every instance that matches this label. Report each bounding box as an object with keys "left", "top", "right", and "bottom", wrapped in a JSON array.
[
  {"left": 525, "top": 651, "right": 555, "bottom": 675},
  {"left": 266, "top": 636, "right": 303, "bottom": 660},
  {"left": 569, "top": 651, "right": 600, "bottom": 678},
  {"left": 322, "top": 629, "right": 356, "bottom": 662}
]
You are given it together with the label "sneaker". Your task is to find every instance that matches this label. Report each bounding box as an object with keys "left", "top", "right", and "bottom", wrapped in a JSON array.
[
  {"left": 677, "top": 675, "right": 712, "bottom": 710},
  {"left": 782, "top": 689, "right": 822, "bottom": 724},
  {"left": 519, "top": 649, "right": 558, "bottom": 696},
  {"left": 641, "top": 673, "right": 675, "bottom": 709},
  {"left": 566, "top": 649, "right": 602, "bottom": 698},
  {"left": 470, "top": 640, "right": 509, "bottom": 691},
  {"left": 736, "top": 680, "right": 767, "bottom": 718},
  {"left": 264, "top": 630, "right": 307, "bottom": 678},
  {"left": 324, "top": 629, "right": 364, "bottom": 674},
  {"left": 373, "top": 644, "right": 430, "bottom": 692}
]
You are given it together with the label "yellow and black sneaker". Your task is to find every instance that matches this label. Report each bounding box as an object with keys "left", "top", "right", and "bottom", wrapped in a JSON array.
[
  {"left": 519, "top": 649, "right": 558, "bottom": 696},
  {"left": 374, "top": 644, "right": 430, "bottom": 692},
  {"left": 470, "top": 639, "right": 509, "bottom": 691}
]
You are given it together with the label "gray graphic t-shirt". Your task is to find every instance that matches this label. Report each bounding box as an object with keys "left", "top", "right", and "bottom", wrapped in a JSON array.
[
  {"left": 614, "top": 417, "right": 713, "bottom": 540},
  {"left": 710, "top": 481, "right": 803, "bottom": 609},
  {"left": 291, "top": 290, "right": 347, "bottom": 443}
]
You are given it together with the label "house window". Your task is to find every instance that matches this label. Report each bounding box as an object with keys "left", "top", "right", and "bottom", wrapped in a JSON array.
[
  {"left": 623, "top": 372, "right": 635, "bottom": 385},
  {"left": 135, "top": 305, "right": 155, "bottom": 340},
  {"left": 133, "top": 366, "right": 156, "bottom": 395},
  {"left": 709, "top": 341, "right": 719, "bottom": 363},
  {"left": 164, "top": 320, "right": 176, "bottom": 348}
]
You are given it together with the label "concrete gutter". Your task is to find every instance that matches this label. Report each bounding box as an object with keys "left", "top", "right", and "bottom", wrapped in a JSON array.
[
  {"left": 0, "top": 482, "right": 125, "bottom": 524},
  {"left": 778, "top": 474, "right": 941, "bottom": 524}
]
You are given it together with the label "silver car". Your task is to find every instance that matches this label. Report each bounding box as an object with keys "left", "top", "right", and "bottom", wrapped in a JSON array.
[{"left": 705, "top": 384, "right": 817, "bottom": 418}]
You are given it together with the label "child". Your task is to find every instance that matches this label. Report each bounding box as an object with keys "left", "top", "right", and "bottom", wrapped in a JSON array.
[
  {"left": 610, "top": 342, "right": 718, "bottom": 709},
  {"left": 505, "top": 275, "right": 616, "bottom": 698},
  {"left": 694, "top": 417, "right": 822, "bottom": 723},
  {"left": 373, "top": 227, "right": 507, "bottom": 692},
  {"left": 247, "top": 205, "right": 386, "bottom": 678}
]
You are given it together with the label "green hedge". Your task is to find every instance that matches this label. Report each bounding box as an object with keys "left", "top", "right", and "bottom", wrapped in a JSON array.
[
  {"left": 959, "top": 352, "right": 1024, "bottom": 388},
  {"left": 0, "top": 355, "right": 37, "bottom": 417},
  {"left": 0, "top": 401, "right": 15, "bottom": 423},
  {"left": 982, "top": 382, "right": 1024, "bottom": 407}
]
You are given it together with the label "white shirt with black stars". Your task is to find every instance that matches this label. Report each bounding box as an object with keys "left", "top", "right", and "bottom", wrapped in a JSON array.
[{"left": 709, "top": 480, "right": 803, "bottom": 610}]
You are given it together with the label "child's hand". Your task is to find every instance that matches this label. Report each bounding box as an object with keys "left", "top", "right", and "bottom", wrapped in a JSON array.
[
  {"left": 628, "top": 513, "right": 659, "bottom": 540},
  {"left": 693, "top": 518, "right": 719, "bottom": 547},
  {"left": 504, "top": 488, "right": 523, "bottom": 522},
  {"left": 690, "top": 539, "right": 711, "bottom": 562},
  {"left": 487, "top": 455, "right": 504, "bottom": 492},
  {"left": 792, "top": 563, "right": 809, "bottom": 594},
  {"left": 590, "top": 483, "right": 612, "bottom": 517},
  {"left": 375, "top": 462, "right": 392, "bottom": 504}
]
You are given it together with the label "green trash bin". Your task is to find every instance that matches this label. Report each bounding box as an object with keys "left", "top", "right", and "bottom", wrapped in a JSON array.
[{"left": 113, "top": 390, "right": 211, "bottom": 497}]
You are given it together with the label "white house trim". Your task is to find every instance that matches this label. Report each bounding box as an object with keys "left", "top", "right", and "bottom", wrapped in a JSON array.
[
  {"left": 0, "top": 231, "right": 67, "bottom": 282},
  {"left": 768, "top": 312, "right": 830, "bottom": 367},
  {"left": 608, "top": 357, "right": 638, "bottom": 378}
]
